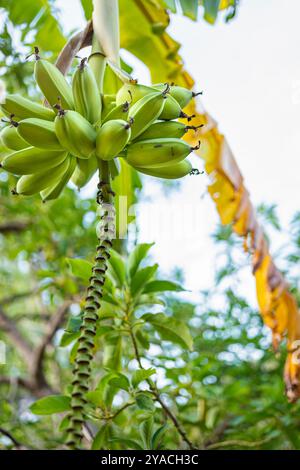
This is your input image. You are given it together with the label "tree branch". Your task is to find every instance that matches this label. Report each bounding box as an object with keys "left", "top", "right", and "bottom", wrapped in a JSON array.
[
  {"left": 0, "top": 221, "right": 30, "bottom": 234},
  {"left": 0, "top": 290, "right": 37, "bottom": 306},
  {"left": 0, "top": 427, "right": 23, "bottom": 449},
  {"left": 203, "top": 416, "right": 231, "bottom": 448},
  {"left": 128, "top": 321, "right": 195, "bottom": 450},
  {"left": 0, "top": 306, "right": 34, "bottom": 365},
  {"left": 206, "top": 437, "right": 272, "bottom": 450},
  {"left": 31, "top": 299, "right": 74, "bottom": 387}
]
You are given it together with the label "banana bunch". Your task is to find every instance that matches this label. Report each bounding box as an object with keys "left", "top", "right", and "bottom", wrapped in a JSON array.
[{"left": 0, "top": 49, "right": 202, "bottom": 201}]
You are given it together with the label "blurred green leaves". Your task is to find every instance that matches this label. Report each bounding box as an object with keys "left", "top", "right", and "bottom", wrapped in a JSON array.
[{"left": 30, "top": 395, "right": 71, "bottom": 415}]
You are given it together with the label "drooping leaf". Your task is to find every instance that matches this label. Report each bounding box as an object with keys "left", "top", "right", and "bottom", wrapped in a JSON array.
[
  {"left": 109, "top": 373, "right": 130, "bottom": 392},
  {"left": 109, "top": 438, "right": 143, "bottom": 450},
  {"left": 30, "top": 395, "right": 71, "bottom": 415},
  {"left": 136, "top": 392, "right": 155, "bottom": 412},
  {"left": 80, "top": 0, "right": 93, "bottom": 19},
  {"left": 143, "top": 280, "right": 185, "bottom": 294},
  {"left": 60, "top": 315, "right": 82, "bottom": 347},
  {"left": 203, "top": 0, "right": 221, "bottom": 24},
  {"left": 58, "top": 415, "right": 70, "bottom": 432},
  {"left": 103, "top": 335, "right": 123, "bottom": 372},
  {"left": 108, "top": 249, "right": 126, "bottom": 287},
  {"left": 127, "top": 243, "right": 154, "bottom": 279},
  {"left": 66, "top": 258, "right": 92, "bottom": 283},
  {"left": 130, "top": 265, "right": 158, "bottom": 297},
  {"left": 179, "top": 0, "right": 198, "bottom": 20},
  {"left": 140, "top": 417, "right": 153, "bottom": 448},
  {"left": 151, "top": 424, "right": 168, "bottom": 450},
  {"left": 132, "top": 368, "right": 156, "bottom": 388},
  {"left": 92, "top": 425, "right": 108, "bottom": 450},
  {"left": 142, "top": 313, "right": 193, "bottom": 350},
  {"left": 162, "top": 0, "right": 177, "bottom": 12}
]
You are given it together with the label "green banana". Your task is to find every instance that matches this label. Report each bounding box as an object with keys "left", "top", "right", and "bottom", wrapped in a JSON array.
[
  {"left": 17, "top": 118, "right": 62, "bottom": 150},
  {"left": 153, "top": 83, "right": 202, "bottom": 108},
  {"left": 15, "top": 158, "right": 70, "bottom": 195},
  {"left": 96, "top": 119, "right": 132, "bottom": 161},
  {"left": 133, "top": 159, "right": 192, "bottom": 179},
  {"left": 1, "top": 94, "right": 55, "bottom": 121},
  {"left": 34, "top": 51, "right": 74, "bottom": 110},
  {"left": 126, "top": 138, "right": 199, "bottom": 168},
  {"left": 71, "top": 155, "right": 98, "bottom": 189},
  {"left": 116, "top": 83, "right": 154, "bottom": 106},
  {"left": 40, "top": 155, "right": 76, "bottom": 201},
  {"left": 72, "top": 58, "right": 101, "bottom": 124},
  {"left": 0, "top": 123, "right": 29, "bottom": 150},
  {"left": 0, "top": 147, "right": 67, "bottom": 175},
  {"left": 135, "top": 121, "right": 202, "bottom": 141},
  {"left": 101, "top": 94, "right": 116, "bottom": 120},
  {"left": 102, "top": 101, "right": 130, "bottom": 124},
  {"left": 128, "top": 91, "right": 167, "bottom": 140},
  {"left": 54, "top": 108, "right": 96, "bottom": 158},
  {"left": 159, "top": 94, "right": 190, "bottom": 120}
]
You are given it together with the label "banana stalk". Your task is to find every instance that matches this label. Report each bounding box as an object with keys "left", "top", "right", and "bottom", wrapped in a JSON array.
[{"left": 66, "top": 162, "right": 114, "bottom": 450}]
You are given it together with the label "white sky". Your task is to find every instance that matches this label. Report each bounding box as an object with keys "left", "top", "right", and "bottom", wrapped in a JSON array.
[{"left": 57, "top": 0, "right": 300, "bottom": 303}]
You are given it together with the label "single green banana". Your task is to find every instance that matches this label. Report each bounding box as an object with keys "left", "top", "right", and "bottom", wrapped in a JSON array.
[
  {"left": 96, "top": 119, "right": 132, "bottom": 161},
  {"left": 1, "top": 94, "right": 55, "bottom": 121},
  {"left": 102, "top": 101, "right": 130, "bottom": 124},
  {"left": 72, "top": 58, "right": 101, "bottom": 124},
  {"left": 134, "top": 121, "right": 202, "bottom": 141},
  {"left": 40, "top": 155, "right": 76, "bottom": 201},
  {"left": 133, "top": 159, "right": 192, "bottom": 179},
  {"left": 71, "top": 155, "right": 98, "bottom": 189},
  {"left": 129, "top": 90, "right": 168, "bottom": 140},
  {"left": 34, "top": 50, "right": 74, "bottom": 110},
  {"left": 0, "top": 123, "right": 29, "bottom": 150},
  {"left": 101, "top": 94, "right": 116, "bottom": 120},
  {"left": 126, "top": 138, "right": 199, "bottom": 168},
  {"left": 116, "top": 83, "right": 154, "bottom": 106},
  {"left": 54, "top": 108, "right": 96, "bottom": 158},
  {"left": 15, "top": 158, "right": 70, "bottom": 195},
  {"left": 159, "top": 94, "right": 190, "bottom": 120},
  {"left": 17, "top": 118, "right": 62, "bottom": 150},
  {"left": 153, "top": 83, "right": 202, "bottom": 108},
  {"left": 0, "top": 147, "right": 67, "bottom": 175}
]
